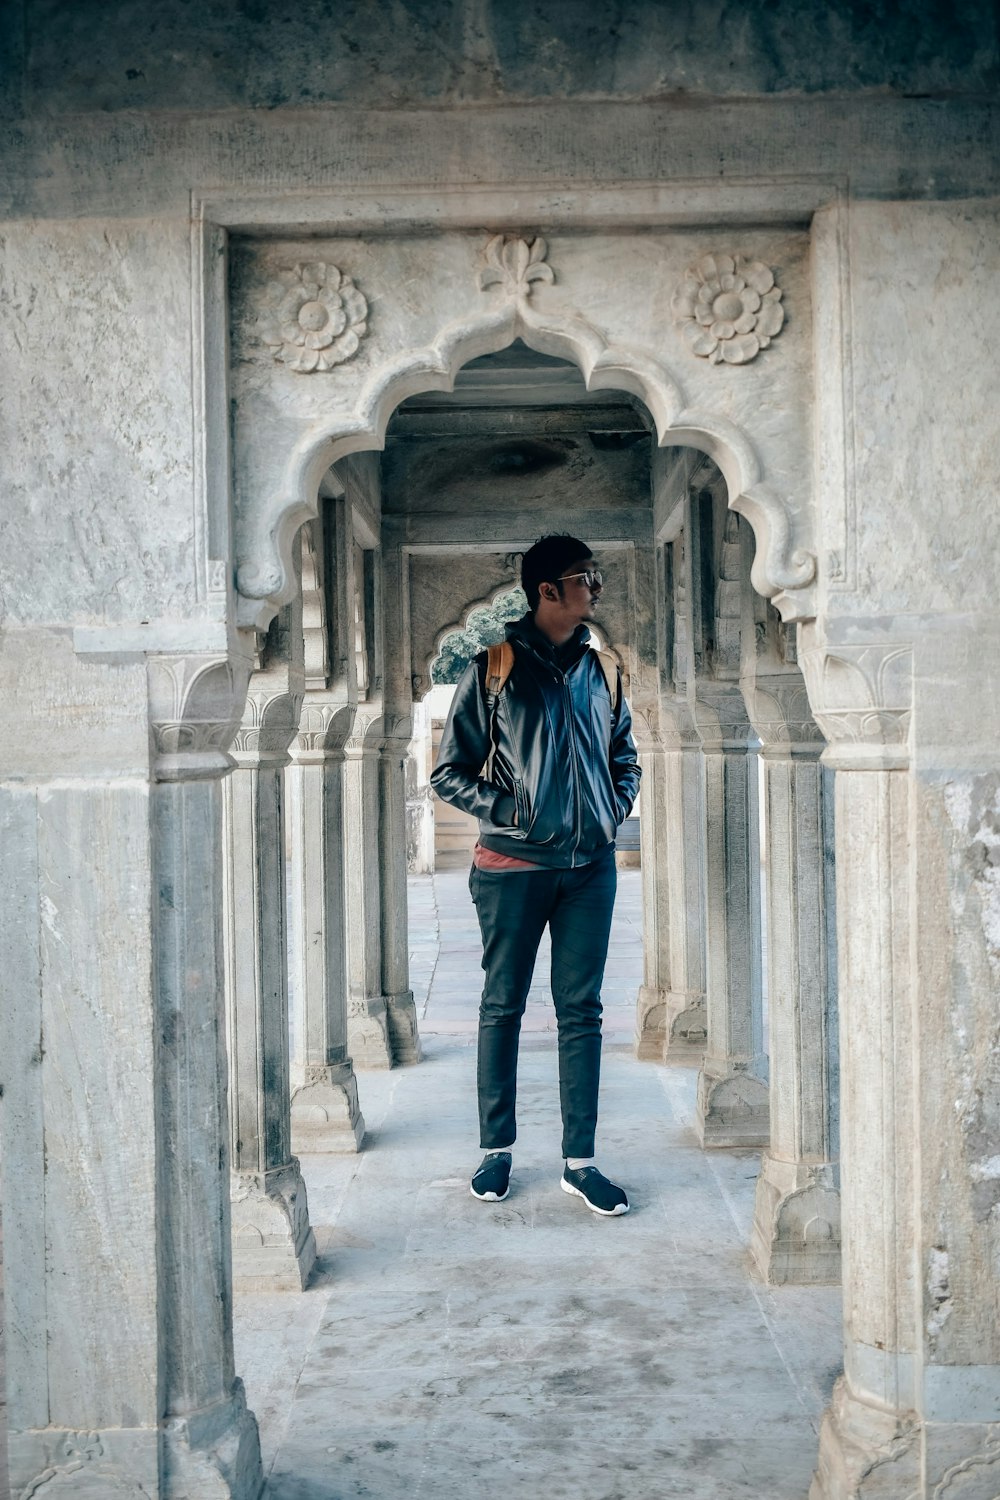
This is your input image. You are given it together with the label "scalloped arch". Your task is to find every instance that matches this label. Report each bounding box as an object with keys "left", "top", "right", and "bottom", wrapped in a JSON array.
[
  {"left": 419, "top": 581, "right": 625, "bottom": 702},
  {"left": 236, "top": 302, "right": 816, "bottom": 628}
]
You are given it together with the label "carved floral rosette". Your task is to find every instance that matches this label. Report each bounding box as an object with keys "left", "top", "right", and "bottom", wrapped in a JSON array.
[
  {"left": 260, "top": 261, "right": 368, "bottom": 372},
  {"left": 673, "top": 254, "right": 784, "bottom": 364}
]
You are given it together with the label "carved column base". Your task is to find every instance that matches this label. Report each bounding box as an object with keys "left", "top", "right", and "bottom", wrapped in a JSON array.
[
  {"left": 695, "top": 1062, "right": 770, "bottom": 1148},
  {"left": 662, "top": 990, "right": 708, "bottom": 1063},
  {"left": 162, "top": 1384, "right": 264, "bottom": 1500},
  {"left": 231, "top": 1161, "right": 317, "bottom": 1290},
  {"left": 9, "top": 1386, "right": 263, "bottom": 1500},
  {"left": 291, "top": 1062, "right": 366, "bottom": 1153},
  {"left": 750, "top": 1153, "right": 841, "bottom": 1285},
  {"left": 810, "top": 1379, "right": 920, "bottom": 1500},
  {"left": 635, "top": 984, "right": 667, "bottom": 1060},
  {"left": 385, "top": 988, "right": 422, "bottom": 1065},
  {"left": 347, "top": 995, "right": 394, "bottom": 1069}
]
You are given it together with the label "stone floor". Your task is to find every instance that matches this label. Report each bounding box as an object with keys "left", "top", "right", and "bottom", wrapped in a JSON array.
[
  {"left": 0, "top": 869, "right": 840, "bottom": 1500},
  {"left": 234, "top": 869, "right": 843, "bottom": 1500}
]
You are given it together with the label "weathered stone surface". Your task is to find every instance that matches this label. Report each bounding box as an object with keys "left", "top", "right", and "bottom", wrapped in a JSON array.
[{"left": 3, "top": 12, "right": 1000, "bottom": 1497}]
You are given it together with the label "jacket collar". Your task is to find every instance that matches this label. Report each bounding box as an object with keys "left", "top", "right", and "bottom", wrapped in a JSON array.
[{"left": 506, "top": 612, "right": 590, "bottom": 671}]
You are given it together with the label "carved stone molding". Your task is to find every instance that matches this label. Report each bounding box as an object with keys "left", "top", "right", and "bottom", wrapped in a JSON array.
[
  {"left": 934, "top": 1436, "right": 1000, "bottom": 1499},
  {"left": 147, "top": 653, "right": 253, "bottom": 783},
  {"left": 798, "top": 635, "right": 913, "bottom": 770},
  {"left": 21, "top": 1434, "right": 151, "bottom": 1499},
  {"left": 234, "top": 239, "right": 815, "bottom": 629},
  {"left": 478, "top": 234, "right": 554, "bottom": 300},
  {"left": 672, "top": 253, "right": 784, "bottom": 365},
  {"left": 260, "top": 261, "right": 368, "bottom": 372}
]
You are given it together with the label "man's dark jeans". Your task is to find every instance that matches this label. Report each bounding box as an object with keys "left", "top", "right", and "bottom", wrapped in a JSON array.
[{"left": 468, "top": 849, "right": 617, "bottom": 1159}]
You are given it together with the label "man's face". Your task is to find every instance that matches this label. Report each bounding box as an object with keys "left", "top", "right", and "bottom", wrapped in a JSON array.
[{"left": 556, "top": 557, "right": 603, "bottom": 624}]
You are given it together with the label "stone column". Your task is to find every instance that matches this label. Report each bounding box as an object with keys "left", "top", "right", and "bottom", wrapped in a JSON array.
[
  {"left": 341, "top": 706, "right": 394, "bottom": 1068},
  {"left": 224, "top": 669, "right": 317, "bottom": 1289},
  {"left": 1, "top": 639, "right": 263, "bottom": 1499},
  {"left": 802, "top": 631, "right": 1000, "bottom": 1498},
  {"left": 379, "top": 718, "right": 423, "bottom": 1063},
  {"left": 643, "top": 521, "right": 710, "bottom": 1064},
  {"left": 693, "top": 691, "right": 770, "bottom": 1147},
  {"left": 744, "top": 672, "right": 840, "bottom": 1284},
  {"left": 635, "top": 741, "right": 672, "bottom": 1057},
  {"left": 661, "top": 722, "right": 709, "bottom": 1062},
  {"left": 287, "top": 698, "right": 365, "bottom": 1151},
  {"left": 800, "top": 636, "right": 921, "bottom": 1496}
]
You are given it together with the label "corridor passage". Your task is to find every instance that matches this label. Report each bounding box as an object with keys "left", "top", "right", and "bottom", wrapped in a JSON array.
[{"left": 235, "top": 871, "right": 842, "bottom": 1500}]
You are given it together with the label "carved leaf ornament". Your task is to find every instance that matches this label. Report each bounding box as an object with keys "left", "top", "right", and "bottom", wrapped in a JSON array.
[
  {"left": 673, "top": 254, "right": 784, "bottom": 364},
  {"left": 261, "top": 261, "right": 368, "bottom": 372},
  {"left": 479, "top": 235, "right": 554, "bottom": 298}
]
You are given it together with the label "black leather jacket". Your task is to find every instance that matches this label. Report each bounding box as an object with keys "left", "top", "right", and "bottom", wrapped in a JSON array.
[{"left": 430, "top": 614, "right": 641, "bottom": 869}]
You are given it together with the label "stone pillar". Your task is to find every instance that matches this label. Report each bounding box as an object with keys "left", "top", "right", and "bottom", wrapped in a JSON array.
[
  {"left": 661, "top": 726, "right": 709, "bottom": 1062},
  {"left": 224, "top": 669, "right": 317, "bottom": 1289},
  {"left": 287, "top": 699, "right": 365, "bottom": 1151},
  {"left": 1, "top": 638, "right": 263, "bottom": 1499},
  {"left": 694, "top": 696, "right": 770, "bottom": 1147},
  {"left": 802, "top": 630, "right": 1000, "bottom": 1498},
  {"left": 379, "top": 719, "right": 422, "bottom": 1063},
  {"left": 341, "top": 706, "right": 394, "bottom": 1068},
  {"left": 744, "top": 673, "right": 840, "bottom": 1284},
  {"left": 690, "top": 507, "right": 768, "bottom": 1146},
  {"left": 801, "top": 636, "right": 921, "bottom": 1495},
  {"left": 635, "top": 742, "right": 672, "bottom": 1057}
]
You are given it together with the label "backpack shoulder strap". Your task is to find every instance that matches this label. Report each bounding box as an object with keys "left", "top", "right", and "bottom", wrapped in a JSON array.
[
  {"left": 593, "top": 648, "right": 621, "bottom": 712},
  {"left": 485, "top": 640, "right": 515, "bottom": 703}
]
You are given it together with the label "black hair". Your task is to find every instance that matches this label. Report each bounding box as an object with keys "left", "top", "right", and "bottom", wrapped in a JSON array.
[{"left": 520, "top": 534, "right": 593, "bottom": 611}]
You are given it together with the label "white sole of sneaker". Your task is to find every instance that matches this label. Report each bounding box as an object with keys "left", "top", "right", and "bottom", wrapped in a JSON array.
[
  {"left": 470, "top": 1184, "right": 509, "bottom": 1202},
  {"left": 560, "top": 1177, "right": 629, "bottom": 1216}
]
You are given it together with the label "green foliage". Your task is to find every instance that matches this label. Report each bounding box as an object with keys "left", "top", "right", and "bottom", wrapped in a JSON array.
[{"left": 431, "top": 589, "right": 527, "bottom": 684}]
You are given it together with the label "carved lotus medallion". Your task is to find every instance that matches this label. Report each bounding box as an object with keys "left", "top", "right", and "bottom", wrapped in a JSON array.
[
  {"left": 261, "top": 261, "right": 368, "bottom": 372},
  {"left": 673, "top": 254, "right": 784, "bottom": 364}
]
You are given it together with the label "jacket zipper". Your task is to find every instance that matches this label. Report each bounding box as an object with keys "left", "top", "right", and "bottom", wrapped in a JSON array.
[{"left": 562, "top": 674, "right": 583, "bottom": 866}]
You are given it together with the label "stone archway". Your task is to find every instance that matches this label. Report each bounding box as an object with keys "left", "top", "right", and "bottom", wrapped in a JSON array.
[{"left": 228, "top": 230, "right": 818, "bottom": 637}]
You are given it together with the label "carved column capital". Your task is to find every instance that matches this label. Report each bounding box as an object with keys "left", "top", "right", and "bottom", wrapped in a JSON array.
[
  {"left": 232, "top": 685, "right": 304, "bottom": 768},
  {"left": 799, "top": 630, "right": 913, "bottom": 771},
  {"left": 343, "top": 703, "right": 386, "bottom": 760},
  {"left": 291, "top": 694, "right": 356, "bottom": 763},
  {"left": 147, "top": 652, "right": 253, "bottom": 783},
  {"left": 742, "top": 672, "right": 826, "bottom": 758},
  {"left": 693, "top": 681, "right": 756, "bottom": 753}
]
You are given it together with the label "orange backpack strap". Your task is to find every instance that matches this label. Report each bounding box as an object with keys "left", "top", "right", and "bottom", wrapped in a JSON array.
[
  {"left": 485, "top": 640, "right": 515, "bottom": 703},
  {"left": 593, "top": 648, "right": 621, "bottom": 713}
]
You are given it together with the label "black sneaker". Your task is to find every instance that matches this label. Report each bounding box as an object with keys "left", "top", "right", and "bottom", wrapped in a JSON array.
[
  {"left": 471, "top": 1151, "right": 512, "bottom": 1202},
  {"left": 560, "top": 1164, "right": 629, "bottom": 1217}
]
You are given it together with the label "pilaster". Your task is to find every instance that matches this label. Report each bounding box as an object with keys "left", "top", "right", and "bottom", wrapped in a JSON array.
[
  {"left": 287, "top": 697, "right": 366, "bottom": 1152},
  {"left": 692, "top": 513, "right": 768, "bottom": 1147},
  {"left": 224, "top": 639, "right": 317, "bottom": 1289},
  {"left": 634, "top": 740, "right": 672, "bottom": 1058},
  {"left": 802, "top": 631, "right": 922, "bottom": 1498},
  {"left": 743, "top": 665, "right": 840, "bottom": 1285},
  {"left": 1, "top": 637, "right": 264, "bottom": 1500},
  {"left": 341, "top": 705, "right": 394, "bottom": 1068},
  {"left": 378, "top": 717, "right": 423, "bottom": 1064}
]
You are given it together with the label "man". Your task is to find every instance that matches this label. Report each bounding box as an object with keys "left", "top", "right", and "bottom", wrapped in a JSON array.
[{"left": 431, "top": 535, "right": 641, "bottom": 1216}]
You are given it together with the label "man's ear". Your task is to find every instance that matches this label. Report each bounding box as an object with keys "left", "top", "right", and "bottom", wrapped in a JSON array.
[{"left": 539, "top": 581, "right": 559, "bottom": 601}]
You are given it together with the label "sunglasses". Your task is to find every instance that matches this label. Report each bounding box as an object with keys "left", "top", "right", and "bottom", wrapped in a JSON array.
[{"left": 559, "top": 569, "right": 603, "bottom": 589}]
